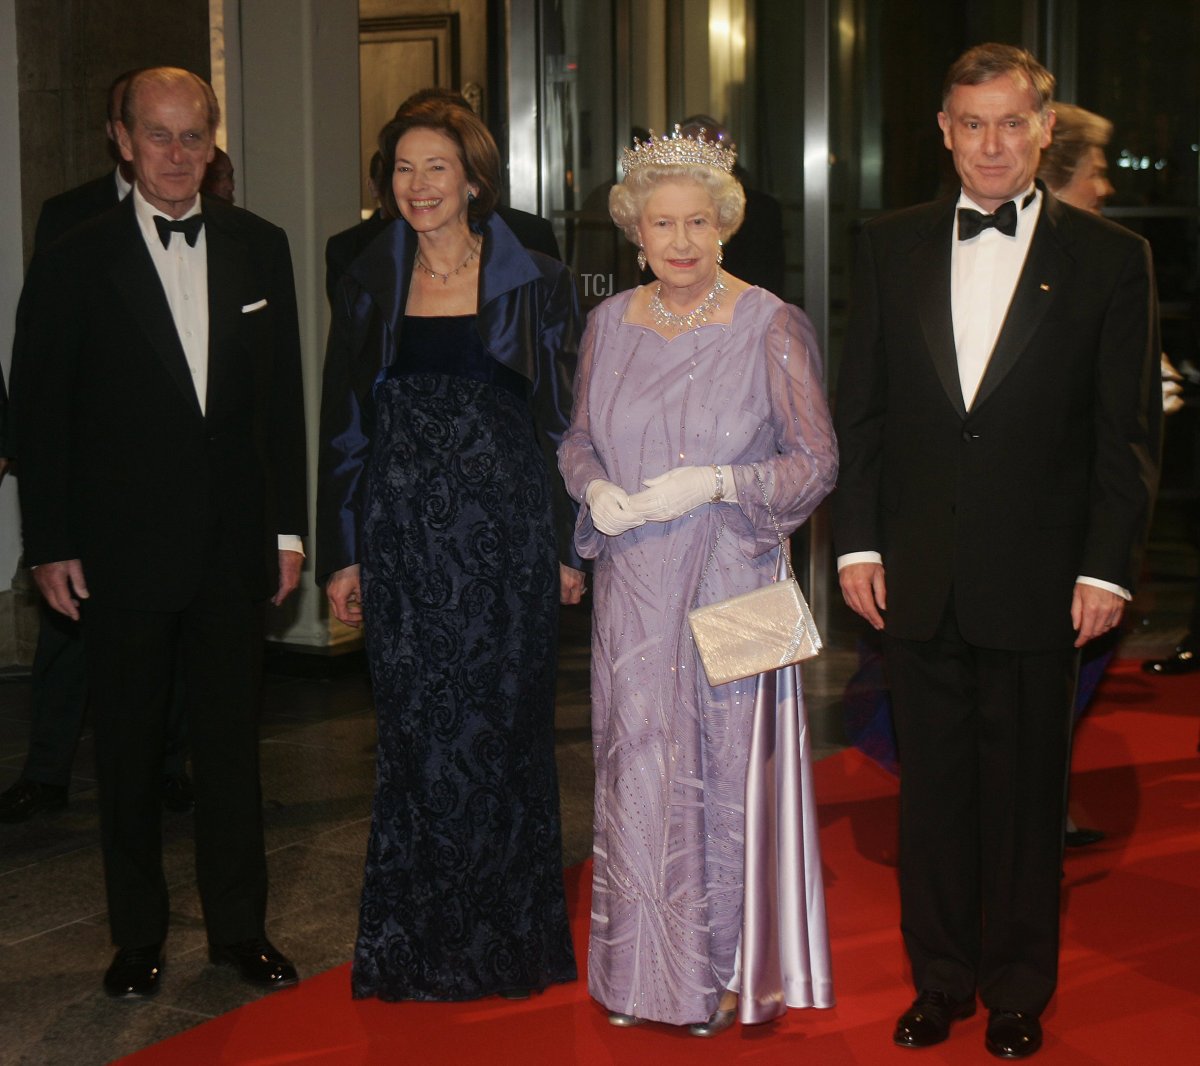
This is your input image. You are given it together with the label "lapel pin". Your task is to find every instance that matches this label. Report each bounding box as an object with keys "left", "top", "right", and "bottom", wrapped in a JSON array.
[{"left": 1039, "top": 283, "right": 1051, "bottom": 292}]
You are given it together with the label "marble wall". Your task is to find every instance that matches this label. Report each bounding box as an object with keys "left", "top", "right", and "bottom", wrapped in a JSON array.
[{"left": 14, "top": 0, "right": 210, "bottom": 266}]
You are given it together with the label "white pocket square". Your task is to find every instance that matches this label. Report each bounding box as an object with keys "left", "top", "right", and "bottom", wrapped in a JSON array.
[{"left": 241, "top": 299, "right": 268, "bottom": 313}]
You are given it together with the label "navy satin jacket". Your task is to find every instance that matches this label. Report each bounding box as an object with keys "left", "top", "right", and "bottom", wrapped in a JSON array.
[{"left": 316, "top": 212, "right": 582, "bottom": 581}]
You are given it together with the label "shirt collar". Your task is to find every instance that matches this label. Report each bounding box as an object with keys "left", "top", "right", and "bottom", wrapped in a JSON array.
[
  {"left": 956, "top": 184, "right": 1039, "bottom": 216},
  {"left": 132, "top": 184, "right": 202, "bottom": 249}
]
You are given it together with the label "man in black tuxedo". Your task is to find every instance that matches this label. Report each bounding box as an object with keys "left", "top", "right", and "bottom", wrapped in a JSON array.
[
  {"left": 0, "top": 66, "right": 195, "bottom": 826},
  {"left": 13, "top": 67, "right": 307, "bottom": 998},
  {"left": 834, "top": 45, "right": 1160, "bottom": 1059}
]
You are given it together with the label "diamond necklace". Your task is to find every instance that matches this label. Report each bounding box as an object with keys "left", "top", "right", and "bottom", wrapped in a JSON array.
[
  {"left": 648, "top": 270, "right": 727, "bottom": 331},
  {"left": 415, "top": 238, "right": 481, "bottom": 284}
]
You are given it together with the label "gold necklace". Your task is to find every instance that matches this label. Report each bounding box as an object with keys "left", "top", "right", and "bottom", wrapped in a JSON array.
[{"left": 415, "top": 238, "right": 481, "bottom": 284}]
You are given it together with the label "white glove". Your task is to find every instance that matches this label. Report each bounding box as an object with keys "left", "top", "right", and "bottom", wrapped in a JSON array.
[
  {"left": 627, "top": 465, "right": 727, "bottom": 522},
  {"left": 585, "top": 479, "right": 647, "bottom": 536}
]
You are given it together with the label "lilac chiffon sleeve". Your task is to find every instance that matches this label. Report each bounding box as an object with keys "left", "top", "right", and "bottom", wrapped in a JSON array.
[
  {"left": 557, "top": 307, "right": 610, "bottom": 559},
  {"left": 727, "top": 302, "right": 838, "bottom": 559}
]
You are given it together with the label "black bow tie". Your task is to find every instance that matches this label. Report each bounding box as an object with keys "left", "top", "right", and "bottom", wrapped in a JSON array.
[
  {"left": 957, "top": 199, "right": 1018, "bottom": 240},
  {"left": 153, "top": 214, "right": 204, "bottom": 248}
]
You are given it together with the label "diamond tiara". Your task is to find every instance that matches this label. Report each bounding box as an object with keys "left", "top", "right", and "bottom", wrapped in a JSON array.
[{"left": 621, "top": 124, "right": 738, "bottom": 176}]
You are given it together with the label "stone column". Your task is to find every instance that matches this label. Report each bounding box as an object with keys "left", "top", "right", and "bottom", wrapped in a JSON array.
[{"left": 228, "top": 0, "right": 362, "bottom": 652}]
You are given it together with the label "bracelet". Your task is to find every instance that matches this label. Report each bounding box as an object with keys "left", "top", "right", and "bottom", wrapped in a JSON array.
[{"left": 710, "top": 464, "right": 724, "bottom": 503}]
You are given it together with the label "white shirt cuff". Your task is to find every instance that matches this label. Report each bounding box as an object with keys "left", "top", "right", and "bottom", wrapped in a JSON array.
[
  {"left": 837, "top": 551, "right": 883, "bottom": 571},
  {"left": 1076, "top": 575, "right": 1131, "bottom": 601},
  {"left": 278, "top": 535, "right": 305, "bottom": 556}
]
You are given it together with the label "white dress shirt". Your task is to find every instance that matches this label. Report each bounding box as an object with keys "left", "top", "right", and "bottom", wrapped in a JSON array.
[
  {"left": 838, "top": 185, "right": 1127, "bottom": 601},
  {"left": 114, "top": 167, "right": 132, "bottom": 202},
  {"left": 132, "top": 187, "right": 210, "bottom": 413}
]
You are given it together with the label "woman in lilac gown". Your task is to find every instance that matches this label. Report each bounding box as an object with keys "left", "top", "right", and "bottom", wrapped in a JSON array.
[{"left": 558, "top": 128, "right": 838, "bottom": 1035}]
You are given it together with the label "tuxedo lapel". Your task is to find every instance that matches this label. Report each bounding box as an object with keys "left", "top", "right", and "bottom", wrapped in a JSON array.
[
  {"left": 104, "top": 199, "right": 203, "bottom": 417},
  {"left": 204, "top": 201, "right": 255, "bottom": 415},
  {"left": 971, "top": 194, "right": 1071, "bottom": 411},
  {"left": 909, "top": 201, "right": 967, "bottom": 419}
]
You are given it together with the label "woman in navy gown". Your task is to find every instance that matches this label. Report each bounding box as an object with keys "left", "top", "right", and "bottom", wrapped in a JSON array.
[{"left": 317, "top": 94, "right": 582, "bottom": 1001}]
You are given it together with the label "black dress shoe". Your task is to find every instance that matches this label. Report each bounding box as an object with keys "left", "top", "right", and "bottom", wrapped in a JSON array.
[
  {"left": 104, "top": 945, "right": 164, "bottom": 998},
  {"left": 209, "top": 937, "right": 299, "bottom": 988},
  {"left": 161, "top": 772, "right": 194, "bottom": 813},
  {"left": 1142, "top": 640, "right": 1200, "bottom": 675},
  {"left": 985, "top": 1010, "right": 1042, "bottom": 1058},
  {"left": 0, "top": 779, "right": 67, "bottom": 824},
  {"left": 893, "top": 989, "right": 976, "bottom": 1048},
  {"left": 1064, "top": 826, "right": 1105, "bottom": 848}
]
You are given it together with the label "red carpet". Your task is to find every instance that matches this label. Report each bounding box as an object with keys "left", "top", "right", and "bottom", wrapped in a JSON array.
[{"left": 120, "top": 660, "right": 1200, "bottom": 1064}]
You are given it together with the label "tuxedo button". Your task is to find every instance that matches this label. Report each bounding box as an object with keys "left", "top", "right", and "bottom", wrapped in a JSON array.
[{"left": 961, "top": 429, "right": 977, "bottom": 442}]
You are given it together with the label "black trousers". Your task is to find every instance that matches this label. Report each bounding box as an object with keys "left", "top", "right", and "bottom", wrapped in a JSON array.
[
  {"left": 885, "top": 602, "right": 1076, "bottom": 1016},
  {"left": 25, "top": 601, "right": 188, "bottom": 787},
  {"left": 83, "top": 565, "right": 267, "bottom": 949}
]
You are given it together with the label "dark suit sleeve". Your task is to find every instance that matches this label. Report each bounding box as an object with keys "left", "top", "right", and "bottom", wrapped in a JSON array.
[
  {"left": 316, "top": 281, "right": 373, "bottom": 583},
  {"left": 323, "top": 236, "right": 344, "bottom": 310},
  {"left": 0, "top": 361, "right": 10, "bottom": 460},
  {"left": 266, "top": 228, "right": 309, "bottom": 538},
  {"left": 832, "top": 225, "right": 888, "bottom": 558},
  {"left": 11, "top": 248, "right": 85, "bottom": 564},
  {"left": 1081, "top": 237, "right": 1161, "bottom": 591},
  {"left": 533, "top": 263, "right": 585, "bottom": 569}
]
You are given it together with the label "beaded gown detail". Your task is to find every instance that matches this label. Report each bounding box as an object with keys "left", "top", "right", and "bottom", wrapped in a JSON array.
[
  {"left": 352, "top": 315, "right": 576, "bottom": 1001},
  {"left": 559, "top": 287, "right": 838, "bottom": 1026}
]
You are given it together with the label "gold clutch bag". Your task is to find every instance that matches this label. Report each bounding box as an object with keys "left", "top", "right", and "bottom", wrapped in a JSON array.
[
  {"left": 688, "top": 576, "right": 822, "bottom": 686},
  {"left": 687, "top": 464, "right": 823, "bottom": 687}
]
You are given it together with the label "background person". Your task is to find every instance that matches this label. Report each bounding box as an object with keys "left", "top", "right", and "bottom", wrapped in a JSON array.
[
  {"left": 559, "top": 127, "right": 837, "bottom": 1036},
  {"left": 317, "top": 93, "right": 581, "bottom": 1002},
  {"left": 201, "top": 146, "right": 236, "bottom": 202}
]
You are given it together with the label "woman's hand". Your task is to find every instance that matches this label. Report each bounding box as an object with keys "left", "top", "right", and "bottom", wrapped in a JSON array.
[
  {"left": 326, "top": 564, "right": 363, "bottom": 627},
  {"left": 560, "top": 564, "right": 586, "bottom": 605},
  {"left": 627, "top": 465, "right": 721, "bottom": 522},
  {"left": 586, "top": 479, "right": 647, "bottom": 536}
]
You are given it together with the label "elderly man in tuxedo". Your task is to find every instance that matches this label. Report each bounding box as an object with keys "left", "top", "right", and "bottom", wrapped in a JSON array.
[
  {"left": 1, "top": 65, "right": 199, "bottom": 827},
  {"left": 834, "top": 44, "right": 1159, "bottom": 1059},
  {"left": 13, "top": 67, "right": 307, "bottom": 999}
]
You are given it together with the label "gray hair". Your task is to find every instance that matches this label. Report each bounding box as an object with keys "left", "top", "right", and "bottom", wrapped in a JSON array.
[{"left": 608, "top": 164, "right": 746, "bottom": 244}]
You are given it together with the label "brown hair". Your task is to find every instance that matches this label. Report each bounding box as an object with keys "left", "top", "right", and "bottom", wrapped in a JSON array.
[
  {"left": 942, "top": 43, "right": 1055, "bottom": 116},
  {"left": 1038, "top": 102, "right": 1113, "bottom": 192},
  {"left": 378, "top": 94, "right": 500, "bottom": 224}
]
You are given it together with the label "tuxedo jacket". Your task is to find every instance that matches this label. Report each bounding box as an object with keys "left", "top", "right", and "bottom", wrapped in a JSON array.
[
  {"left": 317, "top": 211, "right": 580, "bottom": 581},
  {"left": 6, "top": 172, "right": 123, "bottom": 460},
  {"left": 34, "top": 170, "right": 121, "bottom": 251},
  {"left": 833, "top": 185, "right": 1161, "bottom": 650},
  {"left": 323, "top": 205, "right": 560, "bottom": 308},
  {"left": 13, "top": 194, "right": 308, "bottom": 612}
]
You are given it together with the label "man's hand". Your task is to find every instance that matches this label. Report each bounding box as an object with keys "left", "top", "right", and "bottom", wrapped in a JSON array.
[
  {"left": 326, "top": 564, "right": 363, "bottom": 627},
  {"left": 1071, "top": 583, "right": 1125, "bottom": 648},
  {"left": 34, "top": 559, "right": 89, "bottom": 621},
  {"left": 560, "top": 564, "right": 586, "bottom": 605},
  {"left": 272, "top": 549, "right": 303, "bottom": 606},
  {"left": 839, "top": 561, "right": 887, "bottom": 630}
]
